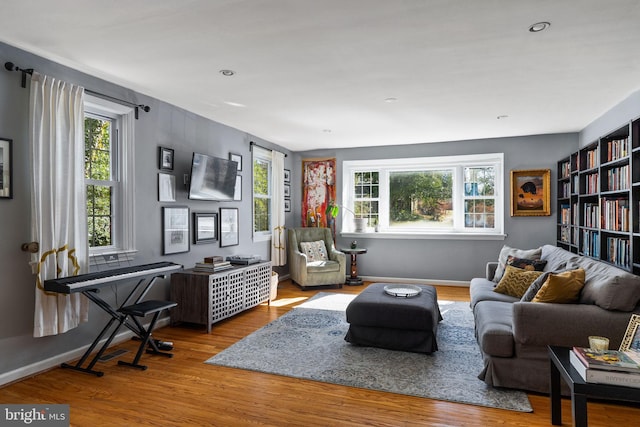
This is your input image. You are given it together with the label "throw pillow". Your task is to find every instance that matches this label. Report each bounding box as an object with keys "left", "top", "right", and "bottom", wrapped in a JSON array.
[
  {"left": 493, "top": 245, "right": 542, "bottom": 282},
  {"left": 520, "top": 262, "right": 579, "bottom": 302},
  {"left": 494, "top": 265, "right": 544, "bottom": 298},
  {"left": 506, "top": 255, "right": 547, "bottom": 272},
  {"left": 299, "top": 240, "right": 329, "bottom": 262},
  {"left": 532, "top": 268, "right": 586, "bottom": 303}
]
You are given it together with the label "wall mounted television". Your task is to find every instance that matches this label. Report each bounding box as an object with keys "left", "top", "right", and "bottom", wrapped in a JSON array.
[{"left": 188, "top": 152, "right": 238, "bottom": 201}]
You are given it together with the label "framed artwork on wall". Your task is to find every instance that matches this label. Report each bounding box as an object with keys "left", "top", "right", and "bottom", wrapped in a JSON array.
[
  {"left": 284, "top": 169, "right": 290, "bottom": 183},
  {"left": 162, "top": 206, "right": 190, "bottom": 254},
  {"left": 284, "top": 199, "right": 291, "bottom": 212},
  {"left": 233, "top": 175, "right": 242, "bottom": 201},
  {"left": 0, "top": 137, "right": 12, "bottom": 199},
  {"left": 620, "top": 314, "right": 640, "bottom": 352},
  {"left": 510, "top": 169, "right": 551, "bottom": 216},
  {"left": 159, "top": 146, "right": 174, "bottom": 171},
  {"left": 284, "top": 184, "right": 290, "bottom": 198},
  {"left": 220, "top": 207, "right": 239, "bottom": 247},
  {"left": 158, "top": 173, "right": 176, "bottom": 202},
  {"left": 302, "top": 158, "right": 336, "bottom": 227},
  {"left": 193, "top": 212, "right": 218, "bottom": 244}
]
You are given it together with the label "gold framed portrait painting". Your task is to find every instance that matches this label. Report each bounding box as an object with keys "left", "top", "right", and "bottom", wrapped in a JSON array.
[{"left": 510, "top": 169, "right": 551, "bottom": 216}]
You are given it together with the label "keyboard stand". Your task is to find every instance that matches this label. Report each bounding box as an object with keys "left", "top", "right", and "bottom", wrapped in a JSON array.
[{"left": 61, "top": 275, "right": 167, "bottom": 377}]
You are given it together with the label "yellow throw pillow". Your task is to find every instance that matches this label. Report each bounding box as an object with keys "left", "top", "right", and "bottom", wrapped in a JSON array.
[
  {"left": 494, "top": 265, "right": 544, "bottom": 298},
  {"left": 532, "top": 268, "right": 585, "bottom": 303}
]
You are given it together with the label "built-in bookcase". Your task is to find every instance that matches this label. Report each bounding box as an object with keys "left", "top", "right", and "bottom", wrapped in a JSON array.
[{"left": 557, "top": 118, "right": 640, "bottom": 274}]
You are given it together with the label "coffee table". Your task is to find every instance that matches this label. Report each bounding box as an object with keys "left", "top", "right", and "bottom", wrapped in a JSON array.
[{"left": 548, "top": 346, "right": 640, "bottom": 427}]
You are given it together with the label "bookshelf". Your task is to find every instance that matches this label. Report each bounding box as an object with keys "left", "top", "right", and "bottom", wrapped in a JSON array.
[{"left": 556, "top": 118, "right": 640, "bottom": 274}]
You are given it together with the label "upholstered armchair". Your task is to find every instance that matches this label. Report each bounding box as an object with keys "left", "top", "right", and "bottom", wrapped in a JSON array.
[{"left": 288, "top": 227, "right": 346, "bottom": 289}]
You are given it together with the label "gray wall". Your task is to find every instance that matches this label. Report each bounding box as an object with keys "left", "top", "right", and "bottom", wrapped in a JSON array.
[
  {"left": 0, "top": 42, "right": 294, "bottom": 377},
  {"left": 579, "top": 89, "right": 640, "bottom": 147},
  {"left": 293, "top": 133, "right": 578, "bottom": 282}
]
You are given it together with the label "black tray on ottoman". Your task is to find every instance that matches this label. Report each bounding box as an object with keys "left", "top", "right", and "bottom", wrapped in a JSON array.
[{"left": 344, "top": 282, "right": 442, "bottom": 353}]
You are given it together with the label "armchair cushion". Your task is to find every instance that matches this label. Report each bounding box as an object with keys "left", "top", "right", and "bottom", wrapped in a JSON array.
[{"left": 299, "top": 240, "right": 329, "bottom": 262}]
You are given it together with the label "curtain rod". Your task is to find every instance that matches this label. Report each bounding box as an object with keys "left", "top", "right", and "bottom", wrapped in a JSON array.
[
  {"left": 250, "top": 141, "right": 287, "bottom": 157},
  {"left": 4, "top": 61, "right": 151, "bottom": 119}
]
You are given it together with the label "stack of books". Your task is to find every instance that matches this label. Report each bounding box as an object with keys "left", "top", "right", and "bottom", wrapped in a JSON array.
[
  {"left": 193, "top": 256, "right": 233, "bottom": 273},
  {"left": 570, "top": 347, "right": 640, "bottom": 388}
]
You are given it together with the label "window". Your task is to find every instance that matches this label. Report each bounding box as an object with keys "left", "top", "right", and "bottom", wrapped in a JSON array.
[
  {"left": 84, "top": 95, "right": 135, "bottom": 260},
  {"left": 252, "top": 146, "right": 272, "bottom": 241},
  {"left": 342, "top": 153, "right": 503, "bottom": 237}
]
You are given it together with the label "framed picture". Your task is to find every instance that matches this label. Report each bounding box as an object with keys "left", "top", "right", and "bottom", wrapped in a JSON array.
[
  {"left": 510, "top": 169, "right": 551, "bottom": 216},
  {"left": 233, "top": 175, "right": 242, "bottom": 201},
  {"left": 0, "top": 137, "right": 12, "bottom": 199},
  {"left": 620, "top": 314, "right": 640, "bottom": 353},
  {"left": 193, "top": 212, "right": 218, "bottom": 244},
  {"left": 284, "top": 184, "right": 291, "bottom": 198},
  {"left": 220, "top": 207, "right": 239, "bottom": 247},
  {"left": 284, "top": 169, "right": 290, "bottom": 183},
  {"left": 162, "top": 206, "right": 190, "bottom": 254},
  {"left": 158, "top": 173, "right": 176, "bottom": 202},
  {"left": 284, "top": 199, "right": 291, "bottom": 212},
  {"left": 229, "top": 152, "right": 242, "bottom": 171},
  {"left": 159, "top": 147, "right": 174, "bottom": 171}
]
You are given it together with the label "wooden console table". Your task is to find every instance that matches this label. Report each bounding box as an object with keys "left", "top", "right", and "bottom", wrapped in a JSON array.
[{"left": 170, "top": 261, "right": 271, "bottom": 333}]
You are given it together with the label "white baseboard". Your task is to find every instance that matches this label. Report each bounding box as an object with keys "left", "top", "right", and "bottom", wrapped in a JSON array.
[
  {"left": 0, "top": 317, "right": 170, "bottom": 387},
  {"left": 359, "top": 276, "right": 470, "bottom": 287}
]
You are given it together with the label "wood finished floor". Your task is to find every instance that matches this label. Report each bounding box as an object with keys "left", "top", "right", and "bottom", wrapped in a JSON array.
[{"left": 1, "top": 280, "right": 639, "bottom": 426}]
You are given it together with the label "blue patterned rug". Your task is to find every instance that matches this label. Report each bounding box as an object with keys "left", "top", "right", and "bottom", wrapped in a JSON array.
[{"left": 205, "top": 292, "right": 532, "bottom": 412}]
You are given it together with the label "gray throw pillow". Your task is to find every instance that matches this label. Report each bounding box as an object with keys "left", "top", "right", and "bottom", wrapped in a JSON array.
[
  {"left": 493, "top": 245, "right": 542, "bottom": 282},
  {"left": 520, "top": 262, "right": 577, "bottom": 302}
]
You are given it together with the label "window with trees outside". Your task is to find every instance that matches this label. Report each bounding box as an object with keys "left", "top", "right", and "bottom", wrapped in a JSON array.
[
  {"left": 252, "top": 146, "right": 272, "bottom": 241},
  {"left": 342, "top": 153, "right": 504, "bottom": 238},
  {"left": 84, "top": 95, "right": 135, "bottom": 260}
]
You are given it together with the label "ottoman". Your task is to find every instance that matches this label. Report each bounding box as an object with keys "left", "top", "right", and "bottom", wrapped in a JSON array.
[{"left": 344, "top": 283, "right": 442, "bottom": 353}]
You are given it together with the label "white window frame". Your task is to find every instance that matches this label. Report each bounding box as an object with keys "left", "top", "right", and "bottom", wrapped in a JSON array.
[
  {"left": 342, "top": 153, "right": 505, "bottom": 240},
  {"left": 252, "top": 146, "right": 272, "bottom": 242},
  {"left": 84, "top": 95, "right": 136, "bottom": 263}
]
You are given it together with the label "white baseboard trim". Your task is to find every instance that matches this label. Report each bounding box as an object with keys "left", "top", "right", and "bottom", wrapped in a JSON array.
[
  {"left": 359, "top": 276, "right": 470, "bottom": 287},
  {"left": 0, "top": 317, "right": 170, "bottom": 387}
]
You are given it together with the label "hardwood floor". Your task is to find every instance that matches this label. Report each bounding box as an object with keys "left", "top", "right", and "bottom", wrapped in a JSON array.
[{"left": 2, "top": 280, "right": 639, "bottom": 426}]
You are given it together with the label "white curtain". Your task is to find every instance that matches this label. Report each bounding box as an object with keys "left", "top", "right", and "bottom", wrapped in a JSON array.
[
  {"left": 271, "top": 150, "right": 286, "bottom": 266},
  {"left": 29, "top": 72, "right": 89, "bottom": 337}
]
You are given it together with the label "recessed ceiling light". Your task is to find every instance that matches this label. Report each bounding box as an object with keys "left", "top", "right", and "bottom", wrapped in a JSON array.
[
  {"left": 323, "top": 129, "right": 332, "bottom": 133},
  {"left": 497, "top": 115, "right": 509, "bottom": 120},
  {"left": 529, "top": 22, "right": 550, "bottom": 32},
  {"left": 384, "top": 97, "right": 398, "bottom": 103},
  {"left": 224, "top": 101, "right": 246, "bottom": 107},
  {"left": 219, "top": 69, "right": 235, "bottom": 76}
]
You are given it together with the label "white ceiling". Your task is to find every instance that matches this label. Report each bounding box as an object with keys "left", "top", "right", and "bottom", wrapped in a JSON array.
[{"left": 1, "top": 1, "right": 640, "bottom": 152}]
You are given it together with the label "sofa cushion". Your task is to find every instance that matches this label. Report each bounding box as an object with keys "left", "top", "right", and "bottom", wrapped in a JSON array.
[
  {"left": 506, "top": 255, "right": 547, "bottom": 272},
  {"left": 300, "top": 240, "right": 328, "bottom": 262},
  {"left": 576, "top": 256, "right": 640, "bottom": 311},
  {"left": 494, "top": 266, "right": 543, "bottom": 298},
  {"left": 532, "top": 268, "right": 585, "bottom": 303},
  {"left": 473, "top": 301, "right": 515, "bottom": 357},
  {"left": 470, "top": 278, "right": 518, "bottom": 310},
  {"left": 306, "top": 260, "right": 340, "bottom": 272},
  {"left": 493, "top": 245, "right": 542, "bottom": 282}
]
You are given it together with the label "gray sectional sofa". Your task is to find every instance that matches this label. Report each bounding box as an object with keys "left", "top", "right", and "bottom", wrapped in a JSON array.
[{"left": 470, "top": 244, "right": 640, "bottom": 393}]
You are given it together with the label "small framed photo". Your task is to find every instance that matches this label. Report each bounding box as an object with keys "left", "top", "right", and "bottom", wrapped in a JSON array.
[
  {"left": 510, "top": 169, "right": 551, "bottom": 216},
  {"left": 0, "top": 137, "right": 13, "bottom": 199},
  {"left": 284, "top": 169, "right": 290, "bottom": 183},
  {"left": 284, "top": 199, "right": 291, "bottom": 212},
  {"left": 193, "top": 212, "right": 218, "bottom": 244},
  {"left": 620, "top": 314, "right": 640, "bottom": 353},
  {"left": 159, "top": 147, "right": 174, "bottom": 171},
  {"left": 158, "top": 173, "right": 176, "bottom": 202},
  {"left": 284, "top": 184, "right": 290, "bottom": 198},
  {"left": 162, "top": 206, "right": 190, "bottom": 255},
  {"left": 229, "top": 152, "right": 242, "bottom": 171},
  {"left": 220, "top": 207, "right": 239, "bottom": 247},
  {"left": 233, "top": 175, "right": 242, "bottom": 201}
]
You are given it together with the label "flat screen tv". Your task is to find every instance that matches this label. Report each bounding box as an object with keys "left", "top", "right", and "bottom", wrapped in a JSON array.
[{"left": 188, "top": 152, "right": 238, "bottom": 201}]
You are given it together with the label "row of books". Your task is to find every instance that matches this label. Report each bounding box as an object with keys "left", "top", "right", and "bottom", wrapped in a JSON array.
[
  {"left": 584, "top": 172, "right": 599, "bottom": 194},
  {"left": 582, "top": 230, "right": 599, "bottom": 258},
  {"left": 601, "top": 198, "right": 629, "bottom": 232},
  {"left": 585, "top": 149, "right": 598, "bottom": 170},
  {"left": 606, "top": 137, "right": 629, "bottom": 163},
  {"left": 606, "top": 237, "right": 630, "bottom": 269},
  {"left": 570, "top": 347, "right": 640, "bottom": 388},
  {"left": 604, "top": 164, "right": 629, "bottom": 192},
  {"left": 193, "top": 255, "right": 233, "bottom": 273},
  {"left": 583, "top": 203, "right": 600, "bottom": 228}
]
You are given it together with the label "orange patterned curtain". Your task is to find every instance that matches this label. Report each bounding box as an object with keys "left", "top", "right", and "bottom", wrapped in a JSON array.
[{"left": 302, "top": 158, "right": 336, "bottom": 228}]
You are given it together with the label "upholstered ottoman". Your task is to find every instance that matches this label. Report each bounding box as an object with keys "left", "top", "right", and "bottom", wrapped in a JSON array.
[{"left": 344, "top": 283, "right": 442, "bottom": 353}]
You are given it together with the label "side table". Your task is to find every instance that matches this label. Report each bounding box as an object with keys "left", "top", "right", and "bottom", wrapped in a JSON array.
[
  {"left": 340, "top": 247, "right": 367, "bottom": 286},
  {"left": 548, "top": 345, "right": 640, "bottom": 427}
]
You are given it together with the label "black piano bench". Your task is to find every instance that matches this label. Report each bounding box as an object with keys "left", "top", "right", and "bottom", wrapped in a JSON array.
[{"left": 117, "top": 300, "right": 177, "bottom": 370}]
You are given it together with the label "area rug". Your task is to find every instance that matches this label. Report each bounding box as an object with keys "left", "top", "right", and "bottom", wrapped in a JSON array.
[{"left": 205, "top": 292, "right": 532, "bottom": 412}]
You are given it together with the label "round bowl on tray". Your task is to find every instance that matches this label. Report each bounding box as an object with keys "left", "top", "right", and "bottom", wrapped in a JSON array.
[{"left": 383, "top": 284, "right": 422, "bottom": 298}]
